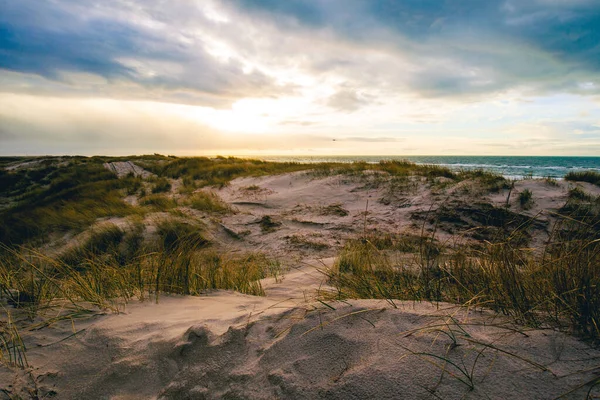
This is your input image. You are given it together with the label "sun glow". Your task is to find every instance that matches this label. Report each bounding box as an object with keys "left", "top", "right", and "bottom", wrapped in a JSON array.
[{"left": 181, "top": 96, "right": 312, "bottom": 133}]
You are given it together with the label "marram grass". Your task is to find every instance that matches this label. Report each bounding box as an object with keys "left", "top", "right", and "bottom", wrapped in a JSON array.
[{"left": 325, "top": 214, "right": 600, "bottom": 342}]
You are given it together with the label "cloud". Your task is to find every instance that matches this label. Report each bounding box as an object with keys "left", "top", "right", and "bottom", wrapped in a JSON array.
[
  {"left": 327, "top": 90, "right": 370, "bottom": 112},
  {"left": 0, "top": 0, "right": 291, "bottom": 107},
  {"left": 1, "top": 0, "right": 600, "bottom": 156},
  {"left": 339, "top": 137, "right": 404, "bottom": 143},
  {"left": 2, "top": 0, "right": 599, "bottom": 106},
  {"left": 228, "top": 0, "right": 600, "bottom": 98}
]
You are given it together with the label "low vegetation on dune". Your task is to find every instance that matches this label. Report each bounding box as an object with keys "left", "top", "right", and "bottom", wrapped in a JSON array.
[
  {"left": 138, "top": 156, "right": 309, "bottom": 188},
  {"left": 0, "top": 215, "right": 275, "bottom": 306},
  {"left": 325, "top": 209, "right": 600, "bottom": 342},
  {"left": 184, "top": 191, "right": 234, "bottom": 214},
  {"left": 0, "top": 159, "right": 139, "bottom": 246},
  {"left": 565, "top": 170, "right": 600, "bottom": 186},
  {"left": 2, "top": 153, "right": 599, "bottom": 392},
  {"left": 0, "top": 216, "right": 280, "bottom": 366}
]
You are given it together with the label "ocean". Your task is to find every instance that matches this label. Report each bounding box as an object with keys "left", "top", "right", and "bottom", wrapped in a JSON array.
[{"left": 258, "top": 156, "right": 600, "bottom": 179}]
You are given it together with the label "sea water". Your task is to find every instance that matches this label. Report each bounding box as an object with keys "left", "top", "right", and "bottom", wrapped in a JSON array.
[{"left": 258, "top": 156, "right": 600, "bottom": 179}]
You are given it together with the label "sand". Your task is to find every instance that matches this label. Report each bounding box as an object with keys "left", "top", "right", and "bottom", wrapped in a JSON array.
[
  {"left": 3, "top": 259, "right": 599, "bottom": 399},
  {"left": 2, "top": 171, "right": 600, "bottom": 399}
]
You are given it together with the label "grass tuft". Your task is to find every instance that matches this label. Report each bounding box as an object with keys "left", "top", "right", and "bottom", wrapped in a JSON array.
[
  {"left": 326, "top": 213, "right": 600, "bottom": 341},
  {"left": 518, "top": 189, "right": 534, "bottom": 209},
  {"left": 185, "top": 191, "right": 233, "bottom": 214},
  {"left": 565, "top": 170, "right": 600, "bottom": 186}
]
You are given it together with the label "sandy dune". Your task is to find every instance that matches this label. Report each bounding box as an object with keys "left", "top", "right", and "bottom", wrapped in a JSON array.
[
  {"left": 207, "top": 171, "right": 583, "bottom": 259},
  {"left": 2, "top": 256, "right": 599, "bottom": 399},
  {"left": 2, "top": 172, "right": 600, "bottom": 399}
]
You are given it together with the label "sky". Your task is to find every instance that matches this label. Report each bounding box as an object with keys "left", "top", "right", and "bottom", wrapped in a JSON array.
[{"left": 1, "top": 0, "right": 600, "bottom": 156}]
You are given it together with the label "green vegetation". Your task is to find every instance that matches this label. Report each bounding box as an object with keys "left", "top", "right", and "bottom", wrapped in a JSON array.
[
  {"left": 0, "top": 159, "right": 138, "bottom": 246},
  {"left": 155, "top": 219, "right": 209, "bottom": 253},
  {"left": 518, "top": 188, "right": 534, "bottom": 209},
  {"left": 568, "top": 186, "right": 594, "bottom": 202},
  {"left": 0, "top": 243, "right": 273, "bottom": 315},
  {"left": 59, "top": 224, "right": 125, "bottom": 267},
  {"left": 325, "top": 210, "right": 600, "bottom": 341},
  {"left": 140, "top": 156, "right": 307, "bottom": 187},
  {"left": 259, "top": 215, "right": 281, "bottom": 233},
  {"left": 0, "top": 310, "right": 27, "bottom": 368},
  {"left": 544, "top": 176, "right": 559, "bottom": 186},
  {"left": 287, "top": 235, "right": 329, "bottom": 251},
  {"left": 565, "top": 170, "right": 600, "bottom": 186},
  {"left": 0, "top": 213, "right": 280, "bottom": 364},
  {"left": 461, "top": 169, "right": 510, "bottom": 192},
  {"left": 411, "top": 201, "right": 539, "bottom": 243},
  {"left": 150, "top": 177, "right": 172, "bottom": 193},
  {"left": 139, "top": 194, "right": 177, "bottom": 211},
  {"left": 320, "top": 203, "right": 349, "bottom": 217},
  {"left": 185, "top": 191, "right": 233, "bottom": 214}
]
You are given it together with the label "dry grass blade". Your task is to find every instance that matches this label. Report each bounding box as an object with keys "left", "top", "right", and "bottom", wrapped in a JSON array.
[
  {"left": 0, "top": 307, "right": 28, "bottom": 369},
  {"left": 301, "top": 308, "right": 383, "bottom": 336}
]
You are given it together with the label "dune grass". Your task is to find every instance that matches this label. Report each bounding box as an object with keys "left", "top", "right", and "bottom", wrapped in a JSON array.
[
  {"left": 140, "top": 156, "right": 309, "bottom": 187},
  {"left": 5, "top": 154, "right": 594, "bottom": 369},
  {"left": 565, "top": 170, "right": 600, "bottom": 186},
  {"left": 185, "top": 191, "right": 233, "bottom": 214},
  {"left": 138, "top": 156, "right": 510, "bottom": 192},
  {"left": 0, "top": 308, "right": 28, "bottom": 368},
  {"left": 518, "top": 188, "right": 534, "bottom": 209},
  {"left": 0, "top": 204, "right": 283, "bottom": 367},
  {"left": 325, "top": 210, "right": 600, "bottom": 342},
  {"left": 0, "top": 159, "right": 139, "bottom": 246},
  {"left": 0, "top": 155, "right": 511, "bottom": 248},
  {"left": 0, "top": 231, "right": 277, "bottom": 355},
  {"left": 150, "top": 177, "right": 172, "bottom": 194},
  {"left": 139, "top": 194, "right": 178, "bottom": 211}
]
